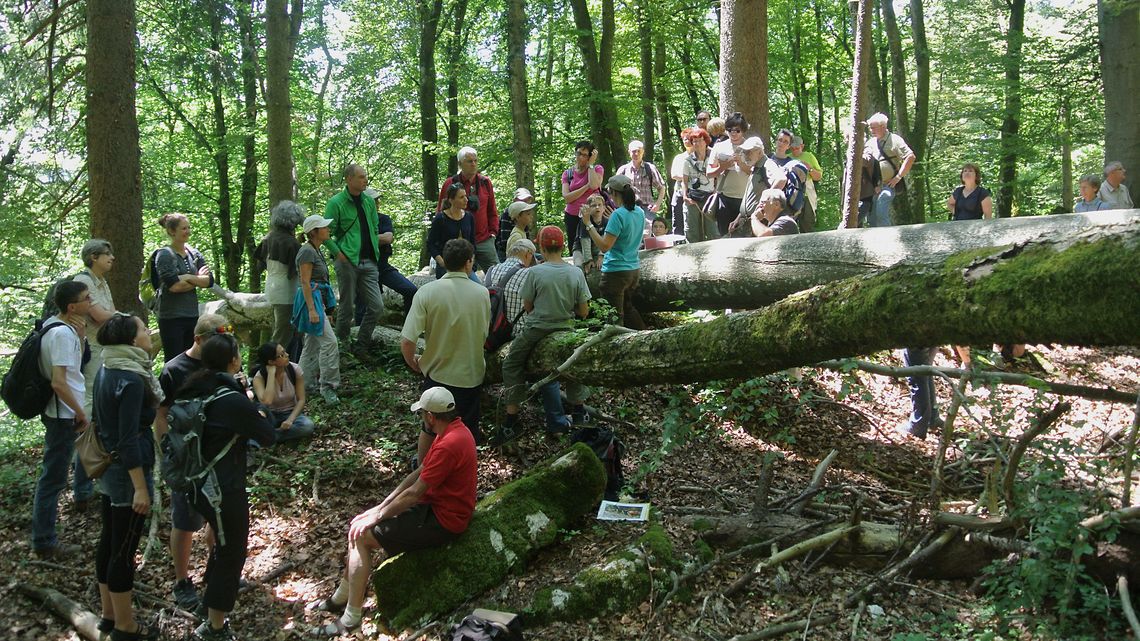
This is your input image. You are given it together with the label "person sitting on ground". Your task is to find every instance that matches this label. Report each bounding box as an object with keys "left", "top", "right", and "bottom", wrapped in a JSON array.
[
  {"left": 750, "top": 189, "right": 801, "bottom": 238},
  {"left": 494, "top": 227, "right": 591, "bottom": 445},
  {"left": 251, "top": 342, "right": 316, "bottom": 444},
  {"left": 576, "top": 193, "right": 610, "bottom": 273},
  {"left": 1074, "top": 174, "right": 1111, "bottom": 213},
  {"left": 310, "top": 387, "right": 476, "bottom": 637},
  {"left": 651, "top": 217, "right": 669, "bottom": 237},
  {"left": 505, "top": 200, "right": 537, "bottom": 254}
]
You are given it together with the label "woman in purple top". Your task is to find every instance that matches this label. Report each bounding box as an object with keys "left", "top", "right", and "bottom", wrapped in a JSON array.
[
  {"left": 946, "top": 163, "right": 993, "bottom": 221},
  {"left": 561, "top": 140, "right": 604, "bottom": 247}
]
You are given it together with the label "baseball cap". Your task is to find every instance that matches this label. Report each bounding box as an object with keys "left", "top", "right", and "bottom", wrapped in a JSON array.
[
  {"left": 302, "top": 215, "right": 332, "bottom": 235},
  {"left": 606, "top": 174, "right": 632, "bottom": 191},
  {"left": 411, "top": 387, "right": 456, "bottom": 414},
  {"left": 628, "top": 140, "right": 645, "bottom": 152},
  {"left": 507, "top": 200, "right": 537, "bottom": 220},
  {"left": 537, "top": 225, "right": 565, "bottom": 251},
  {"left": 739, "top": 137, "right": 765, "bottom": 151},
  {"left": 514, "top": 187, "right": 534, "bottom": 201}
]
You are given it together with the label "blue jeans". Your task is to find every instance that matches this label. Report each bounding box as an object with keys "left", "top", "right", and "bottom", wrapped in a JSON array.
[
  {"left": 539, "top": 381, "right": 571, "bottom": 431},
  {"left": 32, "top": 416, "right": 93, "bottom": 550},
  {"left": 870, "top": 186, "right": 896, "bottom": 227},
  {"left": 271, "top": 410, "right": 316, "bottom": 443},
  {"left": 903, "top": 347, "right": 940, "bottom": 437}
]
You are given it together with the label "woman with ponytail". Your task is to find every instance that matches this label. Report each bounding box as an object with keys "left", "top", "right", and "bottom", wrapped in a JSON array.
[{"left": 580, "top": 174, "right": 646, "bottom": 329}]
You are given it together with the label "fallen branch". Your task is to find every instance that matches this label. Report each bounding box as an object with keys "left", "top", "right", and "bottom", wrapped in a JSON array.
[
  {"left": 1079, "top": 506, "right": 1140, "bottom": 532},
  {"left": 931, "top": 375, "right": 971, "bottom": 508},
  {"left": 1119, "top": 575, "right": 1140, "bottom": 640},
  {"left": 932, "top": 512, "right": 1013, "bottom": 531},
  {"left": 725, "top": 525, "right": 858, "bottom": 597},
  {"left": 523, "top": 324, "right": 636, "bottom": 398},
  {"left": 727, "top": 614, "right": 838, "bottom": 641},
  {"left": 789, "top": 449, "right": 838, "bottom": 516},
  {"left": 1002, "top": 402, "right": 1070, "bottom": 516},
  {"left": 816, "top": 359, "right": 1140, "bottom": 405},
  {"left": 1122, "top": 392, "right": 1140, "bottom": 507},
  {"left": 844, "top": 528, "right": 958, "bottom": 607},
  {"left": 17, "top": 584, "right": 102, "bottom": 641}
]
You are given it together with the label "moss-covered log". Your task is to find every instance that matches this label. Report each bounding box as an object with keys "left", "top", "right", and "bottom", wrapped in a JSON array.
[
  {"left": 527, "top": 523, "right": 676, "bottom": 624},
  {"left": 618, "top": 209, "right": 1140, "bottom": 311},
  {"left": 370, "top": 443, "right": 605, "bottom": 630}
]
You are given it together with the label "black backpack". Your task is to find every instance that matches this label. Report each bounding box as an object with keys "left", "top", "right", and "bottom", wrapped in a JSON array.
[
  {"left": 0, "top": 320, "right": 76, "bottom": 420},
  {"left": 570, "top": 426, "right": 625, "bottom": 501},
  {"left": 484, "top": 263, "right": 526, "bottom": 352},
  {"left": 40, "top": 270, "right": 92, "bottom": 320},
  {"left": 449, "top": 611, "right": 523, "bottom": 641},
  {"left": 251, "top": 363, "right": 297, "bottom": 388},
  {"left": 161, "top": 386, "right": 240, "bottom": 495}
]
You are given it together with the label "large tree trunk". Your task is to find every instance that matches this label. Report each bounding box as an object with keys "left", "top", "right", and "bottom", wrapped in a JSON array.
[
  {"left": 87, "top": 0, "right": 144, "bottom": 315},
  {"left": 238, "top": 2, "right": 261, "bottom": 293},
  {"left": 418, "top": 0, "right": 443, "bottom": 200},
  {"left": 1060, "top": 94, "right": 1073, "bottom": 212},
  {"left": 504, "top": 0, "right": 535, "bottom": 190},
  {"left": 719, "top": 0, "right": 770, "bottom": 142},
  {"left": 840, "top": 0, "right": 872, "bottom": 228},
  {"left": 908, "top": 0, "right": 930, "bottom": 222},
  {"left": 1098, "top": 0, "right": 1140, "bottom": 208},
  {"left": 637, "top": 0, "right": 655, "bottom": 159},
  {"left": 653, "top": 35, "right": 674, "bottom": 164},
  {"left": 568, "top": 0, "right": 623, "bottom": 172},
  {"left": 996, "top": 0, "right": 1025, "bottom": 218},
  {"left": 444, "top": 0, "right": 469, "bottom": 178},
  {"left": 372, "top": 443, "right": 605, "bottom": 630},
  {"left": 265, "top": 0, "right": 302, "bottom": 207},
  {"left": 208, "top": 1, "right": 238, "bottom": 290}
]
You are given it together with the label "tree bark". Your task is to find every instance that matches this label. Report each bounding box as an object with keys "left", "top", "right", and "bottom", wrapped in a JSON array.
[
  {"left": 719, "top": 0, "right": 770, "bottom": 142},
  {"left": 238, "top": 1, "right": 261, "bottom": 293},
  {"left": 504, "top": 0, "right": 535, "bottom": 190},
  {"left": 908, "top": 0, "right": 931, "bottom": 223},
  {"left": 996, "top": 0, "right": 1026, "bottom": 218},
  {"left": 444, "top": 0, "right": 469, "bottom": 178},
  {"left": 840, "top": 0, "right": 872, "bottom": 228},
  {"left": 418, "top": 0, "right": 443, "bottom": 201},
  {"left": 86, "top": 0, "right": 144, "bottom": 315},
  {"left": 1098, "top": 0, "right": 1140, "bottom": 208},
  {"left": 654, "top": 34, "right": 675, "bottom": 164},
  {"left": 207, "top": 1, "right": 238, "bottom": 290},
  {"left": 372, "top": 443, "right": 605, "bottom": 630},
  {"left": 1060, "top": 94, "right": 1073, "bottom": 212},
  {"left": 637, "top": 0, "right": 655, "bottom": 159},
  {"left": 568, "top": 0, "right": 624, "bottom": 172},
  {"left": 265, "top": 0, "right": 302, "bottom": 207}
]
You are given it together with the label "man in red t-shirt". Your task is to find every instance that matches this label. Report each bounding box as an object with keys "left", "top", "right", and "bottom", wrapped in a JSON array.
[{"left": 310, "top": 387, "right": 477, "bottom": 635}]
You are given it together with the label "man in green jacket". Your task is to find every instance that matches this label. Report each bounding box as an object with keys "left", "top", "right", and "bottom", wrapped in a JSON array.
[{"left": 324, "top": 163, "right": 385, "bottom": 356}]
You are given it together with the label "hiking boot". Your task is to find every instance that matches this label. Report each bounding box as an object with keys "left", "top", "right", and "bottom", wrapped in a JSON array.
[
  {"left": 569, "top": 404, "right": 589, "bottom": 425},
  {"left": 34, "top": 543, "right": 81, "bottom": 561},
  {"left": 488, "top": 416, "right": 526, "bottom": 448},
  {"left": 173, "top": 578, "right": 201, "bottom": 611},
  {"left": 193, "top": 620, "right": 235, "bottom": 641},
  {"left": 320, "top": 388, "right": 340, "bottom": 405}
]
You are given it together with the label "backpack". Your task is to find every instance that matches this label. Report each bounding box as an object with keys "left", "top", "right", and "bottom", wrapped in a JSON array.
[
  {"left": 772, "top": 156, "right": 809, "bottom": 214},
  {"left": 570, "top": 426, "right": 625, "bottom": 502},
  {"left": 40, "top": 270, "right": 90, "bottom": 319},
  {"left": 161, "top": 386, "right": 240, "bottom": 495},
  {"left": 0, "top": 320, "right": 75, "bottom": 420},
  {"left": 251, "top": 363, "right": 297, "bottom": 388},
  {"left": 139, "top": 248, "right": 163, "bottom": 312},
  {"left": 449, "top": 610, "right": 523, "bottom": 641},
  {"left": 484, "top": 263, "right": 526, "bottom": 352}
]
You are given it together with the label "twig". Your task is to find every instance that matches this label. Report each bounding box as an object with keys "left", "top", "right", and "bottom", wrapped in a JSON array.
[
  {"left": 1119, "top": 575, "right": 1140, "bottom": 640},
  {"left": 402, "top": 621, "right": 441, "bottom": 641},
  {"left": 725, "top": 525, "right": 858, "bottom": 597},
  {"left": 844, "top": 528, "right": 958, "bottom": 607},
  {"left": 1002, "top": 402, "right": 1070, "bottom": 516},
  {"left": 931, "top": 374, "right": 971, "bottom": 508},
  {"left": 138, "top": 486, "right": 163, "bottom": 571},
  {"left": 1122, "top": 392, "right": 1140, "bottom": 507},
  {"left": 790, "top": 450, "right": 838, "bottom": 516},
  {"left": 523, "top": 324, "right": 635, "bottom": 397},
  {"left": 965, "top": 531, "right": 1039, "bottom": 555},
  {"left": 727, "top": 615, "right": 838, "bottom": 641},
  {"left": 849, "top": 600, "right": 865, "bottom": 641},
  {"left": 239, "top": 561, "right": 297, "bottom": 592},
  {"left": 312, "top": 466, "right": 321, "bottom": 503},
  {"left": 816, "top": 359, "right": 1140, "bottom": 404}
]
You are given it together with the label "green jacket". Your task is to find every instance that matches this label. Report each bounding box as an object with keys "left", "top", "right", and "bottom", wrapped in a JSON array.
[{"left": 323, "top": 188, "right": 380, "bottom": 264}]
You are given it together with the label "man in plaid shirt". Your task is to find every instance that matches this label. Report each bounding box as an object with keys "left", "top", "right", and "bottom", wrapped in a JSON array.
[{"left": 616, "top": 140, "right": 667, "bottom": 216}]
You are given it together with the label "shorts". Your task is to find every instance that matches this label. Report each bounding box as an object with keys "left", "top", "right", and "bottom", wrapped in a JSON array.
[
  {"left": 371, "top": 503, "right": 459, "bottom": 555},
  {"left": 171, "top": 489, "right": 205, "bottom": 532}
]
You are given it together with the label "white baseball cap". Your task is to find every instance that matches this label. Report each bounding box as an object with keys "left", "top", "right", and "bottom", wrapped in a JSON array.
[{"left": 411, "top": 387, "right": 456, "bottom": 414}]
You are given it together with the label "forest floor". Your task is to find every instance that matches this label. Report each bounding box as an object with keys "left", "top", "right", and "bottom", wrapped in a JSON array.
[{"left": 0, "top": 342, "right": 1137, "bottom": 641}]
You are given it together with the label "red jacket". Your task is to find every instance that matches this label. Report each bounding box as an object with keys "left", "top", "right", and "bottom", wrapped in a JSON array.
[{"left": 437, "top": 173, "right": 499, "bottom": 242}]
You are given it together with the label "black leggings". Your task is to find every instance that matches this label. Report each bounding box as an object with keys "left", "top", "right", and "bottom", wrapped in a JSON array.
[
  {"left": 564, "top": 213, "right": 581, "bottom": 251},
  {"left": 96, "top": 497, "right": 147, "bottom": 593},
  {"left": 159, "top": 316, "right": 197, "bottom": 363},
  {"left": 193, "top": 488, "right": 250, "bottom": 613}
]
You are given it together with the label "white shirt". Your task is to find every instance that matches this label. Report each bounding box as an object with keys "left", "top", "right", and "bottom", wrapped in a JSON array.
[{"left": 38, "top": 319, "right": 84, "bottom": 419}]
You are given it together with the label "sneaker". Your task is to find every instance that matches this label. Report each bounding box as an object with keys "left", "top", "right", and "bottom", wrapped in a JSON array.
[
  {"left": 193, "top": 621, "right": 235, "bottom": 641},
  {"left": 173, "top": 578, "right": 201, "bottom": 611},
  {"left": 33, "top": 543, "right": 81, "bottom": 560},
  {"left": 897, "top": 422, "right": 927, "bottom": 440},
  {"left": 320, "top": 388, "right": 340, "bottom": 405}
]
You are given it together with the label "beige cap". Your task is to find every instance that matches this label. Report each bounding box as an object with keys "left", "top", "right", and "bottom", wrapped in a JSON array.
[{"left": 411, "top": 387, "right": 456, "bottom": 414}]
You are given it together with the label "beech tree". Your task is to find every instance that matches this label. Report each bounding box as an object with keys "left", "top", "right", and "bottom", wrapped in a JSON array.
[{"left": 1099, "top": 0, "right": 1140, "bottom": 207}]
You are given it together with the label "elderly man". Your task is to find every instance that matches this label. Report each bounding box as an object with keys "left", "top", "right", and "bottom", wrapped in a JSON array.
[
  {"left": 437, "top": 146, "right": 500, "bottom": 272},
  {"left": 866, "top": 112, "right": 914, "bottom": 227},
  {"left": 790, "top": 135, "right": 823, "bottom": 232},
  {"left": 750, "top": 189, "right": 801, "bottom": 237},
  {"left": 310, "top": 386, "right": 476, "bottom": 636},
  {"left": 616, "top": 140, "right": 667, "bottom": 216},
  {"left": 485, "top": 237, "right": 535, "bottom": 293},
  {"left": 1099, "top": 161, "right": 1133, "bottom": 209},
  {"left": 324, "top": 163, "right": 385, "bottom": 356},
  {"left": 401, "top": 239, "right": 491, "bottom": 456}
]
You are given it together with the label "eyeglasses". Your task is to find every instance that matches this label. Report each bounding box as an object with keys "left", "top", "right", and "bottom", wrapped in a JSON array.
[
  {"left": 576, "top": 150, "right": 590, "bottom": 157},
  {"left": 74, "top": 294, "right": 92, "bottom": 303}
]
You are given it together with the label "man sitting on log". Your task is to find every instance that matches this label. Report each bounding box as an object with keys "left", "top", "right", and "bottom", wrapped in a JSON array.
[{"left": 310, "top": 387, "right": 477, "bottom": 636}]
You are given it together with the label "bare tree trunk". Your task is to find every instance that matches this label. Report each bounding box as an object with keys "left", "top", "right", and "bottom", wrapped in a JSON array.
[
  {"left": 568, "top": 0, "right": 624, "bottom": 172},
  {"left": 1098, "top": 0, "right": 1140, "bottom": 208},
  {"left": 238, "top": 2, "right": 261, "bottom": 293},
  {"left": 908, "top": 0, "right": 930, "bottom": 223},
  {"left": 207, "top": 1, "right": 238, "bottom": 289},
  {"left": 309, "top": 0, "right": 335, "bottom": 195},
  {"left": 265, "top": 0, "right": 302, "bottom": 208},
  {"left": 418, "top": 0, "right": 443, "bottom": 201},
  {"left": 1060, "top": 94, "right": 1073, "bottom": 212},
  {"left": 840, "top": 0, "right": 872, "bottom": 229},
  {"left": 813, "top": 0, "right": 825, "bottom": 152},
  {"left": 791, "top": 16, "right": 811, "bottom": 142},
  {"left": 444, "top": 0, "right": 469, "bottom": 178},
  {"left": 637, "top": 0, "right": 655, "bottom": 159},
  {"left": 997, "top": 0, "right": 1025, "bottom": 218},
  {"left": 87, "top": 0, "right": 143, "bottom": 314},
  {"left": 719, "top": 0, "right": 769, "bottom": 143},
  {"left": 679, "top": 37, "right": 700, "bottom": 119},
  {"left": 654, "top": 34, "right": 675, "bottom": 163},
  {"left": 505, "top": 0, "right": 535, "bottom": 189},
  {"left": 865, "top": 0, "right": 889, "bottom": 116}
]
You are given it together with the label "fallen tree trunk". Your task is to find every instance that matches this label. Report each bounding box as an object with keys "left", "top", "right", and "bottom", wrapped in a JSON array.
[
  {"left": 620, "top": 209, "right": 1140, "bottom": 311},
  {"left": 371, "top": 442, "right": 605, "bottom": 630}
]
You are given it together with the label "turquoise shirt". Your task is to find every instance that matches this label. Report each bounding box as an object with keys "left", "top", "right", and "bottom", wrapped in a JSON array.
[{"left": 601, "top": 205, "right": 645, "bottom": 273}]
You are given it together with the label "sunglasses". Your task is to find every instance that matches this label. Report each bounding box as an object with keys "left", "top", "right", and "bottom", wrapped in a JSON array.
[
  {"left": 696, "top": 117, "right": 709, "bottom": 122},
  {"left": 728, "top": 128, "right": 743, "bottom": 134}
]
